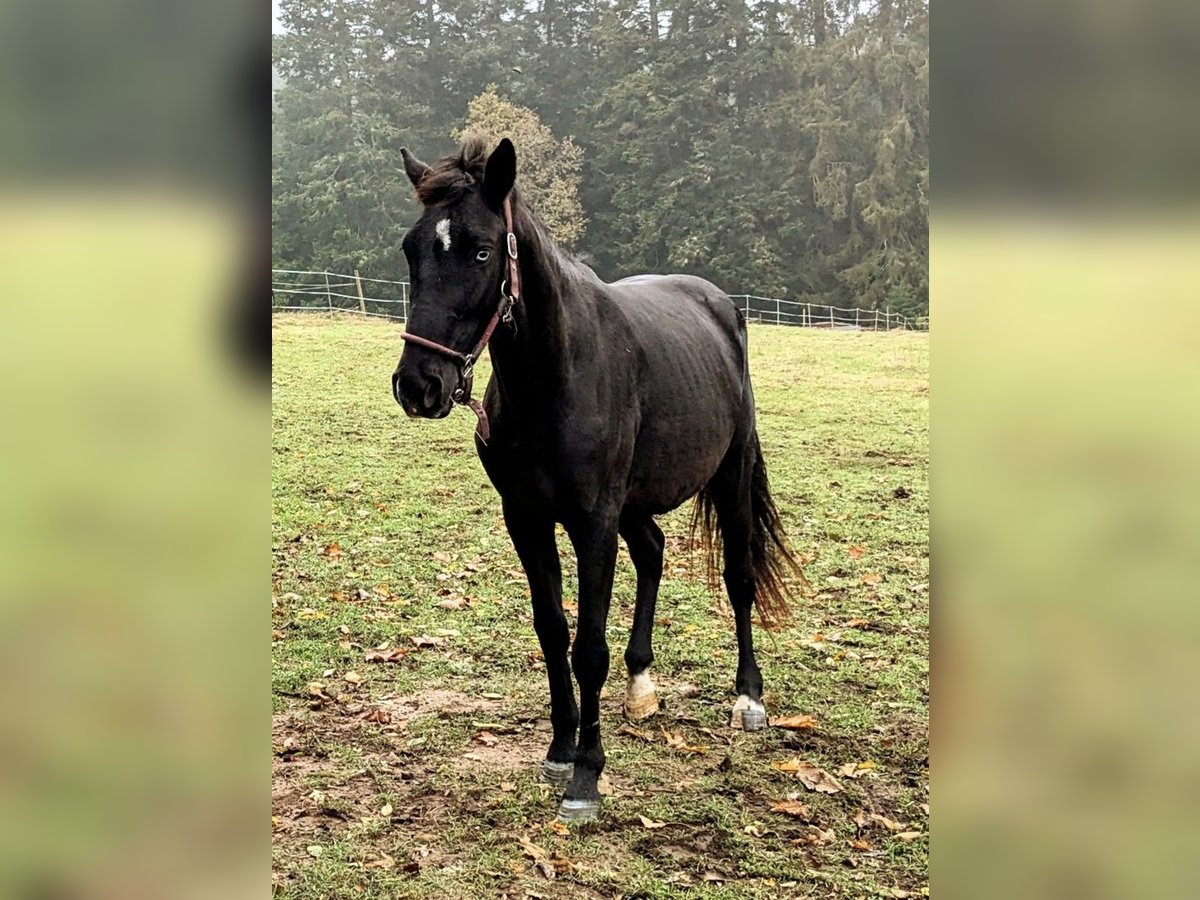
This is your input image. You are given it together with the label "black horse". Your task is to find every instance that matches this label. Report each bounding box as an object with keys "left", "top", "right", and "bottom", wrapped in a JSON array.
[{"left": 393, "top": 136, "right": 802, "bottom": 822}]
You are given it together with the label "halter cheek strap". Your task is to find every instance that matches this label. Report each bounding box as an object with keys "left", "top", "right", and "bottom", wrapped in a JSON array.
[{"left": 399, "top": 197, "right": 520, "bottom": 443}]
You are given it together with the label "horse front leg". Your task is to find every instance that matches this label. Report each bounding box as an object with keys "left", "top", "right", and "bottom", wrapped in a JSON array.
[
  {"left": 557, "top": 515, "right": 619, "bottom": 822},
  {"left": 502, "top": 501, "right": 578, "bottom": 787}
]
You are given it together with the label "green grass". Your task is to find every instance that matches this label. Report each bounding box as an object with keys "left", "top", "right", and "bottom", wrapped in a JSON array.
[{"left": 272, "top": 313, "right": 928, "bottom": 898}]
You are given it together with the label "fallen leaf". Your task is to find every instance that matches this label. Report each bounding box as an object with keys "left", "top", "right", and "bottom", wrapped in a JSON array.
[
  {"left": 847, "top": 545, "right": 866, "bottom": 558},
  {"left": 343, "top": 671, "right": 361, "bottom": 685},
  {"left": 437, "top": 597, "right": 466, "bottom": 610},
  {"left": 769, "top": 799, "right": 812, "bottom": 819},
  {"left": 862, "top": 573, "right": 883, "bottom": 585},
  {"left": 364, "top": 648, "right": 407, "bottom": 663},
  {"left": 920, "top": 803, "right": 929, "bottom": 816},
  {"left": 867, "top": 812, "right": 903, "bottom": 831},
  {"left": 518, "top": 838, "right": 549, "bottom": 875},
  {"left": 702, "top": 872, "right": 728, "bottom": 883},
  {"left": 321, "top": 543, "right": 343, "bottom": 559},
  {"left": 639, "top": 815, "right": 667, "bottom": 830},
  {"left": 661, "top": 727, "right": 706, "bottom": 754},
  {"left": 617, "top": 723, "right": 654, "bottom": 742},
  {"left": 474, "top": 731, "right": 500, "bottom": 747},
  {"left": 889, "top": 889, "right": 915, "bottom": 899},
  {"left": 896, "top": 831, "right": 924, "bottom": 843},
  {"left": 463, "top": 751, "right": 485, "bottom": 761},
  {"left": 361, "top": 707, "right": 390, "bottom": 724},
  {"left": 271, "top": 815, "right": 282, "bottom": 831},
  {"left": 364, "top": 854, "right": 395, "bottom": 869},
  {"left": 843, "top": 618, "right": 870, "bottom": 628},
  {"left": 743, "top": 824, "right": 764, "bottom": 837},
  {"left": 379, "top": 803, "right": 393, "bottom": 817},
  {"left": 306, "top": 845, "right": 323, "bottom": 858},
  {"left": 772, "top": 758, "right": 844, "bottom": 794},
  {"left": 849, "top": 839, "right": 873, "bottom": 851},
  {"left": 433, "top": 551, "right": 452, "bottom": 563},
  {"left": 271, "top": 629, "right": 283, "bottom": 641},
  {"left": 548, "top": 820, "right": 570, "bottom": 837},
  {"left": 837, "top": 761, "right": 877, "bottom": 779},
  {"left": 306, "top": 682, "right": 330, "bottom": 701},
  {"left": 500, "top": 781, "right": 517, "bottom": 792},
  {"left": 295, "top": 608, "right": 326, "bottom": 621},
  {"left": 410, "top": 635, "right": 445, "bottom": 648},
  {"left": 770, "top": 714, "right": 817, "bottom": 731}
]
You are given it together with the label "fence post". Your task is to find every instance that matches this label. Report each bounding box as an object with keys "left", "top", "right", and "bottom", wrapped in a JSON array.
[
  {"left": 775, "top": 297, "right": 781, "bottom": 326},
  {"left": 855, "top": 307, "right": 860, "bottom": 328},
  {"left": 829, "top": 305, "right": 835, "bottom": 328},
  {"left": 354, "top": 269, "right": 366, "bottom": 314},
  {"left": 402, "top": 281, "right": 409, "bottom": 321},
  {"left": 805, "top": 303, "right": 810, "bottom": 327},
  {"left": 324, "top": 270, "right": 333, "bottom": 316},
  {"left": 874, "top": 309, "right": 880, "bottom": 331}
]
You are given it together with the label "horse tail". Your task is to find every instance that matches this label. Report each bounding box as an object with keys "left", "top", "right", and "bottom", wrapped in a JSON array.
[
  {"left": 749, "top": 433, "right": 808, "bottom": 628},
  {"left": 690, "top": 432, "right": 806, "bottom": 630}
]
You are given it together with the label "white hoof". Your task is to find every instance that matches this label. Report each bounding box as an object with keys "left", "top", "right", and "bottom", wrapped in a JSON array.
[
  {"left": 731, "top": 694, "right": 767, "bottom": 731},
  {"left": 624, "top": 672, "right": 660, "bottom": 721}
]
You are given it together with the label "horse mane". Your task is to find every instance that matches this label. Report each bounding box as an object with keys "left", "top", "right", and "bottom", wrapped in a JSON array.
[{"left": 414, "top": 133, "right": 492, "bottom": 205}]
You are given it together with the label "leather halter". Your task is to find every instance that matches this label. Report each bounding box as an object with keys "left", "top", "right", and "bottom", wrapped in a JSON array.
[{"left": 400, "top": 197, "right": 521, "bottom": 443}]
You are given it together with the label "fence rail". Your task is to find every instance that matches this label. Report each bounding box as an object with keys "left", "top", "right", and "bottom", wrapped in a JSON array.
[{"left": 272, "top": 269, "right": 925, "bottom": 331}]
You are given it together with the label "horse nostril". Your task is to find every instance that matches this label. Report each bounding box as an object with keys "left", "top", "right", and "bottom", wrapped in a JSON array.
[{"left": 423, "top": 373, "right": 444, "bottom": 412}]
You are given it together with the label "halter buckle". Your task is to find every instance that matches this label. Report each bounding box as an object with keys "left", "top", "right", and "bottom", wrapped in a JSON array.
[{"left": 506, "top": 232, "right": 519, "bottom": 260}]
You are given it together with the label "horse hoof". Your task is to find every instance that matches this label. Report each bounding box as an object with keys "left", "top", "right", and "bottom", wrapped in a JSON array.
[
  {"left": 624, "top": 672, "right": 660, "bottom": 721},
  {"left": 556, "top": 797, "right": 601, "bottom": 823},
  {"left": 740, "top": 707, "right": 767, "bottom": 731},
  {"left": 731, "top": 694, "right": 767, "bottom": 731},
  {"left": 540, "top": 760, "right": 574, "bottom": 789}
]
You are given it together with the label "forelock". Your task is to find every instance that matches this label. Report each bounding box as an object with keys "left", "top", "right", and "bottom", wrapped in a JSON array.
[{"left": 413, "top": 133, "right": 491, "bottom": 205}]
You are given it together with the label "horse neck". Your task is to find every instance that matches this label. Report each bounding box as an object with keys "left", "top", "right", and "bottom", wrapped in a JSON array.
[{"left": 487, "top": 205, "right": 594, "bottom": 401}]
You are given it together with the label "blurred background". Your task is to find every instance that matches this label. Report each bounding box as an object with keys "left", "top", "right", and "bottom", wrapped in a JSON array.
[
  {"left": 0, "top": 0, "right": 1197, "bottom": 896},
  {"left": 935, "top": 0, "right": 1200, "bottom": 896},
  {"left": 0, "top": 1, "right": 265, "bottom": 898}
]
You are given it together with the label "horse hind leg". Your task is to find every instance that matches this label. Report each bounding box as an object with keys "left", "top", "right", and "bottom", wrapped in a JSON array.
[
  {"left": 703, "top": 442, "right": 769, "bottom": 732},
  {"left": 619, "top": 512, "right": 664, "bottom": 721}
]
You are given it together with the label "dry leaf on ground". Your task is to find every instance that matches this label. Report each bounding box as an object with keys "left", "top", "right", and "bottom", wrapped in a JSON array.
[
  {"left": 837, "top": 761, "right": 877, "bottom": 779},
  {"left": 639, "top": 815, "right": 667, "bottom": 829},
  {"left": 410, "top": 635, "right": 445, "bottom": 648},
  {"left": 791, "top": 826, "right": 836, "bottom": 846},
  {"left": 364, "top": 648, "right": 407, "bottom": 663},
  {"left": 770, "top": 714, "right": 817, "bottom": 731},
  {"left": 770, "top": 799, "right": 812, "bottom": 819},
  {"left": 661, "top": 728, "right": 706, "bottom": 754},
  {"left": 772, "top": 758, "right": 844, "bottom": 794},
  {"left": 617, "top": 723, "right": 654, "bottom": 742}
]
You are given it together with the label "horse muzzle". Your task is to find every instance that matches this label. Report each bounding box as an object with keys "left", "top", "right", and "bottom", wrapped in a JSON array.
[{"left": 393, "top": 366, "right": 452, "bottom": 419}]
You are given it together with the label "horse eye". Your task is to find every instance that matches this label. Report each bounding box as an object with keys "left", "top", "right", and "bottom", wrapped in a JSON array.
[{"left": 475, "top": 249, "right": 491, "bottom": 263}]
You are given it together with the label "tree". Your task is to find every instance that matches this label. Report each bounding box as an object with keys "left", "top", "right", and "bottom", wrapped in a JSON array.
[{"left": 454, "top": 88, "right": 587, "bottom": 248}]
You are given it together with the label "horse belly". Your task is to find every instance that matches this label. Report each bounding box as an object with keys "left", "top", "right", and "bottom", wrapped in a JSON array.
[{"left": 625, "top": 413, "right": 735, "bottom": 512}]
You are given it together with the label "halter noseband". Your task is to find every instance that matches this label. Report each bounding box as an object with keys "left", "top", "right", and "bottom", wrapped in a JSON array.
[{"left": 399, "top": 197, "right": 521, "bottom": 443}]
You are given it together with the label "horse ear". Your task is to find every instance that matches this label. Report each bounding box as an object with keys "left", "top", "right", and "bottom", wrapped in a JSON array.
[
  {"left": 483, "top": 138, "right": 517, "bottom": 209},
  {"left": 401, "top": 148, "right": 431, "bottom": 190}
]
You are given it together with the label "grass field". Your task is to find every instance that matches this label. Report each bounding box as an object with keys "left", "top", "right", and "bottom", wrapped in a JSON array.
[{"left": 271, "top": 313, "right": 928, "bottom": 898}]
